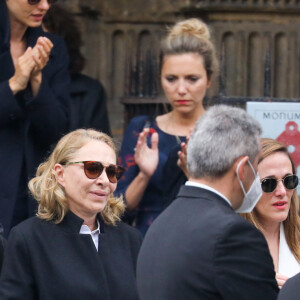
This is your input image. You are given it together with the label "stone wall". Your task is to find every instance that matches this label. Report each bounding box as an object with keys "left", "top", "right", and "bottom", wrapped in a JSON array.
[{"left": 61, "top": 0, "right": 300, "bottom": 138}]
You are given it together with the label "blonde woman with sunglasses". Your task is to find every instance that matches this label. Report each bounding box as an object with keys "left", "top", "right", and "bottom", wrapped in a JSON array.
[
  {"left": 0, "top": 0, "right": 70, "bottom": 237},
  {"left": 241, "top": 138, "right": 300, "bottom": 289},
  {"left": 0, "top": 129, "right": 142, "bottom": 299}
]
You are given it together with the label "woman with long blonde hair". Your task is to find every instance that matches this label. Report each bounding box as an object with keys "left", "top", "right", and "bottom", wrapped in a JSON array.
[{"left": 242, "top": 138, "right": 300, "bottom": 288}]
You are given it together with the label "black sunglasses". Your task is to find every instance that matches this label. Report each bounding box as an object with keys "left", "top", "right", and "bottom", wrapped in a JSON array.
[
  {"left": 65, "top": 161, "right": 125, "bottom": 183},
  {"left": 261, "top": 174, "right": 298, "bottom": 193},
  {"left": 28, "top": 0, "right": 57, "bottom": 5}
]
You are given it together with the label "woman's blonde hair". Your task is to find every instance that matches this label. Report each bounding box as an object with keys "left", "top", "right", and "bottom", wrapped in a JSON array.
[
  {"left": 241, "top": 138, "right": 300, "bottom": 263},
  {"left": 161, "top": 18, "right": 218, "bottom": 80},
  {"left": 28, "top": 129, "right": 125, "bottom": 226}
]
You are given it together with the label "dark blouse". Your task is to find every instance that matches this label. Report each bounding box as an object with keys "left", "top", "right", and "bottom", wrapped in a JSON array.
[{"left": 116, "top": 115, "right": 187, "bottom": 235}]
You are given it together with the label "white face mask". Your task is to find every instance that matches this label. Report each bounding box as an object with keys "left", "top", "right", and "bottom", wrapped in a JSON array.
[{"left": 235, "top": 159, "right": 262, "bottom": 213}]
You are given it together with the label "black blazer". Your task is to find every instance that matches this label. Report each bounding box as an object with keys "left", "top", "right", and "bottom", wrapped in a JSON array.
[
  {"left": 0, "top": 1, "right": 70, "bottom": 235},
  {"left": 277, "top": 272, "right": 300, "bottom": 300},
  {"left": 137, "top": 185, "right": 279, "bottom": 300},
  {"left": 0, "top": 212, "right": 142, "bottom": 300}
]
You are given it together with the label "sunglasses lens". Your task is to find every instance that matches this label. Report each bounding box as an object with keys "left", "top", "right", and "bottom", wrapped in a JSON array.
[
  {"left": 261, "top": 175, "right": 299, "bottom": 193},
  {"left": 83, "top": 162, "right": 103, "bottom": 179},
  {"left": 284, "top": 175, "right": 298, "bottom": 190},
  {"left": 28, "top": 0, "right": 40, "bottom": 4},
  {"left": 28, "top": 0, "right": 57, "bottom": 4},
  {"left": 106, "top": 166, "right": 125, "bottom": 183},
  {"left": 261, "top": 178, "right": 277, "bottom": 193}
]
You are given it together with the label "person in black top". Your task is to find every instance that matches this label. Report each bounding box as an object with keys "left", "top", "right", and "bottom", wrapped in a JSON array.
[
  {"left": 0, "top": 0, "right": 70, "bottom": 237},
  {"left": 0, "top": 129, "right": 142, "bottom": 299},
  {"left": 43, "top": 3, "right": 111, "bottom": 134}
]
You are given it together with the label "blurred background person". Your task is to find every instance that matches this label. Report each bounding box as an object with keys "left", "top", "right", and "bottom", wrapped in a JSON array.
[
  {"left": 0, "top": 0, "right": 70, "bottom": 237},
  {"left": 116, "top": 18, "right": 218, "bottom": 235},
  {"left": 43, "top": 3, "right": 111, "bottom": 135},
  {"left": 241, "top": 138, "right": 300, "bottom": 288},
  {"left": 0, "top": 129, "right": 142, "bottom": 299}
]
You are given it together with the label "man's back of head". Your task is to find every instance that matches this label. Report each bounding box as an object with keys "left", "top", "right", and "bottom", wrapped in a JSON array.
[{"left": 188, "top": 104, "right": 262, "bottom": 179}]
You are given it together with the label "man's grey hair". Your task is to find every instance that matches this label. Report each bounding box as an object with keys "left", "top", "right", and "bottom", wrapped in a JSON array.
[{"left": 187, "top": 105, "right": 262, "bottom": 179}]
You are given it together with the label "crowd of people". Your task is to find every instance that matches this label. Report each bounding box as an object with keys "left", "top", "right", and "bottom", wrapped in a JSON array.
[{"left": 0, "top": 0, "right": 299, "bottom": 299}]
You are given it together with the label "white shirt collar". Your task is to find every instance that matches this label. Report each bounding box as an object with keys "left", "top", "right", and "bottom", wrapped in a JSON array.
[
  {"left": 185, "top": 180, "right": 232, "bottom": 207},
  {"left": 79, "top": 220, "right": 100, "bottom": 251}
]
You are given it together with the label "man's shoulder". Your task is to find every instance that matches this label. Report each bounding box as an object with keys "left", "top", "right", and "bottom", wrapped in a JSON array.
[
  {"left": 150, "top": 185, "right": 243, "bottom": 237},
  {"left": 154, "top": 186, "right": 264, "bottom": 247},
  {"left": 167, "top": 185, "right": 233, "bottom": 218}
]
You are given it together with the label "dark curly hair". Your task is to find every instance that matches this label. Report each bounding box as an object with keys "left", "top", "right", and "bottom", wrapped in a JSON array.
[{"left": 43, "top": 3, "right": 85, "bottom": 75}]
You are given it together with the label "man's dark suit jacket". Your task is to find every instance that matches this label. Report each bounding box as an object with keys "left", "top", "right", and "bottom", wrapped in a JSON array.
[
  {"left": 278, "top": 272, "right": 300, "bottom": 300},
  {"left": 0, "top": 212, "right": 142, "bottom": 299},
  {"left": 137, "top": 185, "right": 279, "bottom": 300}
]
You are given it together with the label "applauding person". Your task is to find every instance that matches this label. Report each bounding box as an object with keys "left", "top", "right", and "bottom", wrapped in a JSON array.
[
  {"left": 116, "top": 18, "right": 218, "bottom": 235},
  {"left": 0, "top": 0, "right": 70, "bottom": 236}
]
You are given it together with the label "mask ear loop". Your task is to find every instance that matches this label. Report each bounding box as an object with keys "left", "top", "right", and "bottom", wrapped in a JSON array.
[
  {"left": 247, "top": 160, "right": 257, "bottom": 177},
  {"left": 236, "top": 159, "right": 247, "bottom": 196},
  {"left": 236, "top": 159, "right": 260, "bottom": 196}
]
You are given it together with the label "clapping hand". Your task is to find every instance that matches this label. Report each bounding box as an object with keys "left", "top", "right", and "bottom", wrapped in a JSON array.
[
  {"left": 177, "top": 127, "right": 194, "bottom": 178},
  {"left": 9, "top": 37, "right": 53, "bottom": 96},
  {"left": 177, "top": 140, "right": 188, "bottom": 178},
  {"left": 134, "top": 128, "right": 159, "bottom": 178},
  {"left": 30, "top": 37, "right": 53, "bottom": 96},
  {"left": 31, "top": 37, "right": 53, "bottom": 80}
]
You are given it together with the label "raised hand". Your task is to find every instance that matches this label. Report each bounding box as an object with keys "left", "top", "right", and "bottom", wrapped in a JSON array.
[
  {"left": 134, "top": 128, "right": 159, "bottom": 178},
  {"left": 177, "top": 126, "right": 194, "bottom": 178},
  {"left": 177, "top": 141, "right": 188, "bottom": 178},
  {"left": 9, "top": 37, "right": 53, "bottom": 96},
  {"left": 30, "top": 37, "right": 53, "bottom": 96},
  {"left": 31, "top": 37, "right": 53, "bottom": 78}
]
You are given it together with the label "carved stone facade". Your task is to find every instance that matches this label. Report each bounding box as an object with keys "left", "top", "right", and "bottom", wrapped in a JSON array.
[{"left": 62, "top": 0, "right": 300, "bottom": 138}]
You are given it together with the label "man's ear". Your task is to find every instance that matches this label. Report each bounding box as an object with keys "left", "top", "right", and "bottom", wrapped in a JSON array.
[
  {"left": 234, "top": 156, "right": 249, "bottom": 181},
  {"left": 54, "top": 164, "right": 65, "bottom": 187}
]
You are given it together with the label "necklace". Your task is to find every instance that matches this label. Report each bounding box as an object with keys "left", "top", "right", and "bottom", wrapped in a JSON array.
[
  {"left": 175, "top": 135, "right": 182, "bottom": 145},
  {"left": 165, "top": 113, "right": 187, "bottom": 145}
]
